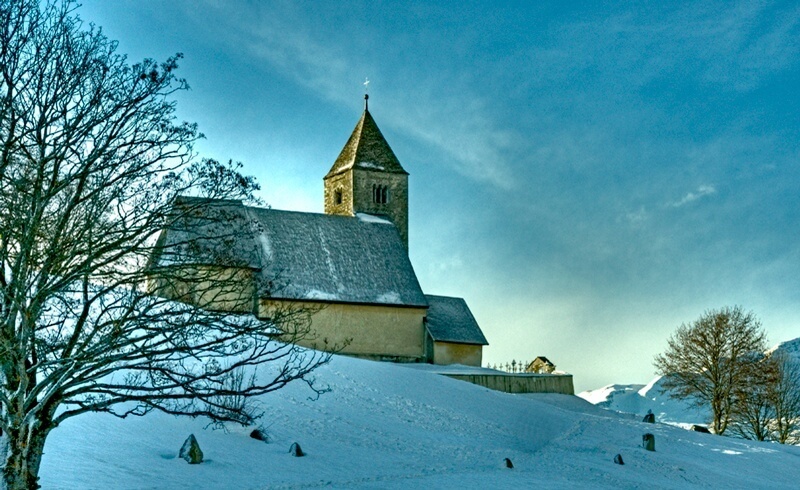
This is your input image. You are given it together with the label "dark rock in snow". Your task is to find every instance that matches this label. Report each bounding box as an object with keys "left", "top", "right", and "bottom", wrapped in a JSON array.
[
  {"left": 690, "top": 425, "right": 711, "bottom": 434},
  {"left": 289, "top": 442, "right": 304, "bottom": 457},
  {"left": 614, "top": 453, "right": 625, "bottom": 465},
  {"left": 642, "top": 433, "right": 655, "bottom": 452},
  {"left": 250, "top": 429, "right": 269, "bottom": 442},
  {"left": 179, "top": 434, "right": 203, "bottom": 464},
  {"left": 503, "top": 457, "right": 514, "bottom": 468},
  {"left": 642, "top": 409, "right": 655, "bottom": 424}
]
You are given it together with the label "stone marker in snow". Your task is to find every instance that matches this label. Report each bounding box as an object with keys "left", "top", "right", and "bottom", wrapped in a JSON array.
[
  {"left": 643, "top": 409, "right": 655, "bottom": 424},
  {"left": 503, "top": 458, "right": 513, "bottom": 469},
  {"left": 642, "top": 433, "right": 655, "bottom": 451},
  {"left": 614, "top": 454, "right": 624, "bottom": 465},
  {"left": 289, "top": 442, "right": 304, "bottom": 457},
  {"left": 250, "top": 429, "right": 269, "bottom": 442},
  {"left": 179, "top": 434, "right": 203, "bottom": 464}
]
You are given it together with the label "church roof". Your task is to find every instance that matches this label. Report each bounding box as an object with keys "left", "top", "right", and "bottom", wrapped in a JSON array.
[
  {"left": 325, "top": 109, "right": 408, "bottom": 179},
  {"left": 424, "top": 295, "right": 489, "bottom": 345},
  {"left": 152, "top": 197, "right": 427, "bottom": 308},
  {"left": 148, "top": 196, "right": 262, "bottom": 270}
]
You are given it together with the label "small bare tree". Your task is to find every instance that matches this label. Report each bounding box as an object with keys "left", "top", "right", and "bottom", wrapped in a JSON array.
[
  {"left": 0, "top": 2, "right": 330, "bottom": 488},
  {"left": 768, "top": 351, "right": 800, "bottom": 444},
  {"left": 728, "top": 354, "right": 777, "bottom": 441},
  {"left": 654, "top": 306, "right": 767, "bottom": 435}
]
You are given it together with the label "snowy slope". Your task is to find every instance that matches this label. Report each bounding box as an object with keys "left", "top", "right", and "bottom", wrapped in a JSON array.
[
  {"left": 578, "top": 377, "right": 709, "bottom": 428},
  {"left": 579, "top": 337, "right": 800, "bottom": 429},
  {"left": 40, "top": 353, "right": 800, "bottom": 489},
  {"left": 769, "top": 337, "right": 800, "bottom": 359}
]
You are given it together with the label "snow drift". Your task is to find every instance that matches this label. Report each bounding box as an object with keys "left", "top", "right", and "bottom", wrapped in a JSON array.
[{"left": 39, "top": 352, "right": 800, "bottom": 489}]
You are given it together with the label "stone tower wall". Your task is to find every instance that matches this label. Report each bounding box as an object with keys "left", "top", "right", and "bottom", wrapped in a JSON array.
[
  {"left": 324, "top": 169, "right": 408, "bottom": 249},
  {"left": 323, "top": 172, "right": 354, "bottom": 216},
  {"left": 352, "top": 169, "right": 408, "bottom": 249}
]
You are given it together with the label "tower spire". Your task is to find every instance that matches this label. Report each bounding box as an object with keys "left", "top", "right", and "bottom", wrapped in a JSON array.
[{"left": 363, "top": 77, "right": 370, "bottom": 111}]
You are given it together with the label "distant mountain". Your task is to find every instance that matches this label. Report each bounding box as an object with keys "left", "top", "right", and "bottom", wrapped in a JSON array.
[
  {"left": 578, "top": 376, "right": 709, "bottom": 428},
  {"left": 768, "top": 337, "right": 800, "bottom": 359},
  {"left": 579, "top": 337, "right": 800, "bottom": 428}
]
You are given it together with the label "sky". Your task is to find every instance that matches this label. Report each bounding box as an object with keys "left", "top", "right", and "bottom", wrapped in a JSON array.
[{"left": 79, "top": 0, "right": 800, "bottom": 392}]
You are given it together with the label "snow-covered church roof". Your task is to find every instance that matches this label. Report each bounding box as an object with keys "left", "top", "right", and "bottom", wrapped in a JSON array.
[{"left": 152, "top": 196, "right": 428, "bottom": 308}]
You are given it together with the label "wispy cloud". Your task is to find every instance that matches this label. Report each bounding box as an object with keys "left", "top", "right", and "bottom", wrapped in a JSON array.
[
  {"left": 622, "top": 206, "right": 649, "bottom": 224},
  {"left": 188, "top": 1, "right": 517, "bottom": 189},
  {"left": 669, "top": 185, "right": 717, "bottom": 207}
]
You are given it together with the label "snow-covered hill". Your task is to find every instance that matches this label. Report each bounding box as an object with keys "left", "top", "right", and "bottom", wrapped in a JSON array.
[
  {"left": 769, "top": 337, "right": 800, "bottom": 358},
  {"left": 38, "top": 353, "right": 800, "bottom": 489},
  {"left": 578, "top": 376, "right": 709, "bottom": 428},
  {"left": 579, "top": 337, "right": 800, "bottom": 429}
]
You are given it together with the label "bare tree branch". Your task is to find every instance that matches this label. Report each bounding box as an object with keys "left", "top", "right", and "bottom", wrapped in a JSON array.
[{"left": 0, "top": 2, "right": 331, "bottom": 488}]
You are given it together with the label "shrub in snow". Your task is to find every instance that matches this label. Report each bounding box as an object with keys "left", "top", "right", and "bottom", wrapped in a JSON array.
[
  {"left": 289, "top": 442, "right": 305, "bottom": 457},
  {"left": 179, "top": 434, "right": 204, "bottom": 464},
  {"left": 614, "top": 454, "right": 624, "bottom": 465},
  {"left": 643, "top": 410, "right": 655, "bottom": 424},
  {"left": 690, "top": 425, "right": 711, "bottom": 434},
  {"left": 642, "top": 433, "right": 655, "bottom": 452},
  {"left": 503, "top": 458, "right": 513, "bottom": 469}
]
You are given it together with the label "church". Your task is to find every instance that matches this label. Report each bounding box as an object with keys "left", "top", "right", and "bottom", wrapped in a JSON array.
[{"left": 149, "top": 96, "right": 489, "bottom": 366}]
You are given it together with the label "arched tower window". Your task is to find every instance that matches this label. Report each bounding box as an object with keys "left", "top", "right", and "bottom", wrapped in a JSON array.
[
  {"left": 373, "top": 184, "right": 389, "bottom": 204},
  {"left": 334, "top": 188, "right": 343, "bottom": 205}
]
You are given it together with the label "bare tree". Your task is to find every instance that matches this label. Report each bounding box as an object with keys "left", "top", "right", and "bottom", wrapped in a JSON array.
[
  {"left": 654, "top": 306, "right": 767, "bottom": 435},
  {"left": 768, "top": 351, "right": 800, "bottom": 444},
  {"left": 728, "top": 354, "right": 777, "bottom": 441},
  {"left": 0, "top": 1, "right": 330, "bottom": 488}
]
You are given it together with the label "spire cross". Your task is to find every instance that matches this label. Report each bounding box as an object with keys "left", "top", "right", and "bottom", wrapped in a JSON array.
[{"left": 363, "top": 77, "right": 370, "bottom": 111}]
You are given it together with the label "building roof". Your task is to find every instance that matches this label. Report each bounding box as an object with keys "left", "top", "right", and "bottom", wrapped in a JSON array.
[
  {"left": 248, "top": 207, "right": 426, "bottom": 306},
  {"left": 325, "top": 109, "right": 408, "bottom": 179},
  {"left": 149, "top": 196, "right": 262, "bottom": 270},
  {"left": 424, "top": 295, "right": 489, "bottom": 345},
  {"left": 152, "top": 197, "right": 427, "bottom": 308}
]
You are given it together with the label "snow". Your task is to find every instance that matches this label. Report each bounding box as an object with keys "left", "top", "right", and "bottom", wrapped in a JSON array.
[
  {"left": 578, "top": 376, "right": 709, "bottom": 428},
  {"left": 355, "top": 213, "right": 393, "bottom": 224},
  {"left": 36, "top": 353, "right": 800, "bottom": 489},
  {"left": 358, "top": 162, "right": 385, "bottom": 170},
  {"left": 255, "top": 232, "right": 272, "bottom": 261},
  {"left": 375, "top": 291, "right": 401, "bottom": 303},
  {"left": 768, "top": 337, "right": 800, "bottom": 358},
  {"left": 401, "top": 363, "right": 504, "bottom": 375},
  {"left": 303, "top": 289, "right": 339, "bottom": 301},
  {"left": 579, "top": 338, "right": 800, "bottom": 430}
]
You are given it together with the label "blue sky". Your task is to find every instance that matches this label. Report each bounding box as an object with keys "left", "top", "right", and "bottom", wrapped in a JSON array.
[{"left": 81, "top": 1, "right": 800, "bottom": 391}]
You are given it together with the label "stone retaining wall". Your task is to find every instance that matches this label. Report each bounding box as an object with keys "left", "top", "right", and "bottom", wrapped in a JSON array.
[{"left": 442, "top": 373, "right": 574, "bottom": 395}]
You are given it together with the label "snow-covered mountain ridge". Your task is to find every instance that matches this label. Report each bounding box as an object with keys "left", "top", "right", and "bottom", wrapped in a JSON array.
[{"left": 578, "top": 338, "right": 800, "bottom": 428}]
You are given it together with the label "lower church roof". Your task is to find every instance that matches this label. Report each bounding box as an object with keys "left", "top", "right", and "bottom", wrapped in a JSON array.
[{"left": 425, "top": 295, "right": 489, "bottom": 345}]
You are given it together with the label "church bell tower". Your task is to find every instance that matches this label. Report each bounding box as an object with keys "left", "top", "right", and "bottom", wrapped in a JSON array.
[{"left": 323, "top": 94, "right": 409, "bottom": 249}]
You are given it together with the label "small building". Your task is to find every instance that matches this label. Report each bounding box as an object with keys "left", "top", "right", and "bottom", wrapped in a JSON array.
[
  {"left": 526, "top": 356, "right": 556, "bottom": 374},
  {"left": 148, "top": 97, "right": 489, "bottom": 366},
  {"left": 424, "top": 295, "right": 489, "bottom": 366}
]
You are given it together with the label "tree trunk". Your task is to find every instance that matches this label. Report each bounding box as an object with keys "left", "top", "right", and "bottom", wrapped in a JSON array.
[{"left": 2, "top": 423, "right": 49, "bottom": 490}]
